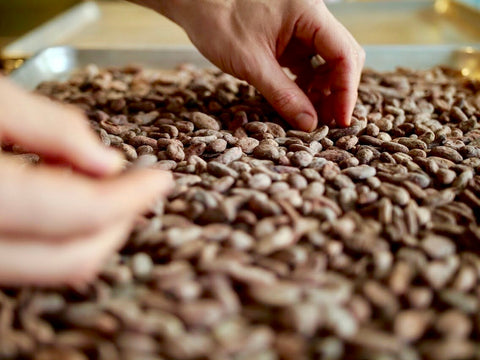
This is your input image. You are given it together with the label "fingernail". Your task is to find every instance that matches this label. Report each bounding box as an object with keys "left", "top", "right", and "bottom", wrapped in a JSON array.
[
  {"left": 338, "top": 115, "right": 351, "bottom": 128},
  {"left": 345, "top": 116, "right": 352, "bottom": 127},
  {"left": 295, "top": 112, "right": 316, "bottom": 132}
]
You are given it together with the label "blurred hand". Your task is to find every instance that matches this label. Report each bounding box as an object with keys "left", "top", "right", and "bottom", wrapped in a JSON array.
[
  {"left": 0, "top": 79, "right": 173, "bottom": 286},
  {"left": 137, "top": 0, "right": 365, "bottom": 131}
]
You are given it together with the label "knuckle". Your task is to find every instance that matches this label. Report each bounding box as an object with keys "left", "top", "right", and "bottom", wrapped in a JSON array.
[
  {"left": 270, "top": 88, "right": 302, "bottom": 111},
  {"left": 338, "top": 55, "right": 356, "bottom": 73}
]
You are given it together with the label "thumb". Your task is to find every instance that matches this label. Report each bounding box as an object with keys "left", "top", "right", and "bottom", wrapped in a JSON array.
[{"left": 245, "top": 56, "right": 317, "bottom": 132}]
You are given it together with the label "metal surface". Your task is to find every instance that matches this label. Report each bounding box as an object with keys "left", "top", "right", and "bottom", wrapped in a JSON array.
[
  {"left": 9, "top": 45, "right": 480, "bottom": 91},
  {"left": 8, "top": 46, "right": 213, "bottom": 90},
  {"left": 3, "top": 0, "right": 480, "bottom": 62}
]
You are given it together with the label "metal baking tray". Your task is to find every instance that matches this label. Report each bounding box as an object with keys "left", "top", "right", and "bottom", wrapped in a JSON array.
[
  {"left": 9, "top": 45, "right": 480, "bottom": 90},
  {"left": 8, "top": 46, "right": 212, "bottom": 90},
  {"left": 2, "top": 0, "right": 480, "bottom": 64}
]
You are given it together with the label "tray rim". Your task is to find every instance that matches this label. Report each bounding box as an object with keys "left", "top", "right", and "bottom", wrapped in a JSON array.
[
  {"left": 9, "top": 44, "right": 480, "bottom": 90},
  {"left": 11, "top": 43, "right": 480, "bottom": 64}
]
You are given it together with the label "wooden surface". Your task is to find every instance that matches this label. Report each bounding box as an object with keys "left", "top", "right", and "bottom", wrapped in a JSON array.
[
  {"left": 47, "top": 0, "right": 480, "bottom": 48},
  {"left": 67, "top": 1, "right": 191, "bottom": 48}
]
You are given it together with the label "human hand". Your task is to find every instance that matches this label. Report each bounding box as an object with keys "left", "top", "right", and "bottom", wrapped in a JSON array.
[
  {"left": 138, "top": 0, "right": 365, "bottom": 131},
  {"left": 0, "top": 79, "right": 173, "bottom": 286}
]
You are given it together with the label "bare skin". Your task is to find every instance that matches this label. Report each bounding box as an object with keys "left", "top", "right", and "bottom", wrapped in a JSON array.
[
  {"left": 0, "top": 79, "right": 173, "bottom": 286},
  {"left": 0, "top": 0, "right": 363, "bottom": 286},
  {"left": 133, "top": 0, "right": 365, "bottom": 131}
]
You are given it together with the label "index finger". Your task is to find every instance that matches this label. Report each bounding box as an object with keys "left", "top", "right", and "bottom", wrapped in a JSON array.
[
  {"left": 0, "top": 156, "right": 173, "bottom": 238},
  {"left": 295, "top": 2, "right": 365, "bottom": 126}
]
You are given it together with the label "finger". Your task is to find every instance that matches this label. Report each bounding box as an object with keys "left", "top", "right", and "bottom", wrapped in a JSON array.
[
  {"left": 243, "top": 54, "right": 317, "bottom": 132},
  {"left": 308, "top": 90, "right": 333, "bottom": 126},
  {"left": 295, "top": 3, "right": 365, "bottom": 126},
  {"left": 0, "top": 79, "right": 124, "bottom": 176},
  {"left": 330, "top": 65, "right": 360, "bottom": 127},
  {"left": 287, "top": 60, "right": 316, "bottom": 93},
  {"left": 0, "top": 156, "right": 173, "bottom": 238},
  {"left": 295, "top": 71, "right": 313, "bottom": 94},
  {"left": 278, "top": 39, "right": 314, "bottom": 69},
  {"left": 289, "top": 65, "right": 309, "bottom": 92},
  {"left": 308, "top": 65, "right": 339, "bottom": 125},
  {"left": 0, "top": 221, "right": 131, "bottom": 286},
  {"left": 308, "top": 64, "right": 334, "bottom": 95}
]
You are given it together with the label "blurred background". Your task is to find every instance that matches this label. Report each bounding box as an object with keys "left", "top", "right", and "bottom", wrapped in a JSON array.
[
  {"left": 0, "top": 0, "right": 79, "bottom": 47},
  {"left": 0, "top": 0, "right": 479, "bottom": 49},
  {"left": 462, "top": 0, "right": 480, "bottom": 7},
  {"left": 1, "top": 0, "right": 480, "bottom": 73}
]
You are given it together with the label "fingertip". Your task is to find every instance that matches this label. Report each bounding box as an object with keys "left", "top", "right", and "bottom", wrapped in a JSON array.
[
  {"left": 153, "top": 169, "right": 174, "bottom": 195},
  {"left": 146, "top": 167, "right": 174, "bottom": 184},
  {"left": 127, "top": 168, "right": 174, "bottom": 197},
  {"left": 101, "top": 148, "right": 125, "bottom": 174},
  {"left": 308, "top": 115, "right": 319, "bottom": 132},
  {"left": 84, "top": 147, "right": 125, "bottom": 177},
  {"left": 101, "top": 168, "right": 174, "bottom": 223},
  {"left": 66, "top": 108, "right": 125, "bottom": 176},
  {"left": 334, "top": 98, "right": 354, "bottom": 128},
  {"left": 336, "top": 114, "right": 351, "bottom": 128},
  {"left": 250, "top": 57, "right": 318, "bottom": 132},
  {"left": 294, "top": 112, "right": 318, "bottom": 132},
  {"left": 331, "top": 87, "right": 356, "bottom": 128}
]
